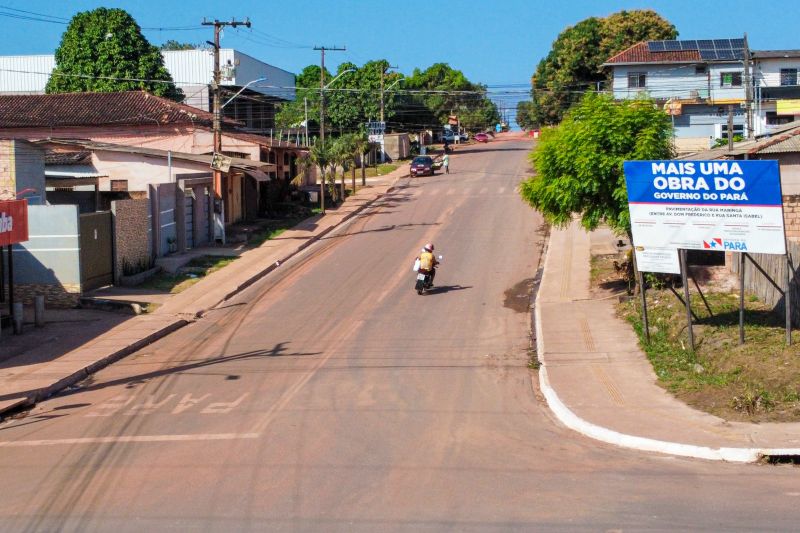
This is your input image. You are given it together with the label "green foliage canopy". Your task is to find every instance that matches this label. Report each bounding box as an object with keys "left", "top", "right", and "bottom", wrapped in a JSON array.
[
  {"left": 525, "top": 9, "right": 677, "bottom": 126},
  {"left": 46, "top": 8, "right": 183, "bottom": 101},
  {"left": 520, "top": 93, "right": 673, "bottom": 235}
]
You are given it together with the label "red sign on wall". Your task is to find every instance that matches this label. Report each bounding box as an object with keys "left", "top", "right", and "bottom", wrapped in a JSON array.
[{"left": 0, "top": 199, "right": 29, "bottom": 246}]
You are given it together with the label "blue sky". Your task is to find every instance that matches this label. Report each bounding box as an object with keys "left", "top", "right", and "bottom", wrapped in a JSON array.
[{"left": 1, "top": 0, "right": 798, "bottom": 122}]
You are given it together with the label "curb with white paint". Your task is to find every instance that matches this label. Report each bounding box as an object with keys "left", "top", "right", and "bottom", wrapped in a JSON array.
[{"left": 534, "top": 230, "right": 800, "bottom": 463}]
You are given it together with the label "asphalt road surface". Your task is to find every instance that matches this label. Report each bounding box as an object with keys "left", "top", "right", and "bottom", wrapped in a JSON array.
[{"left": 1, "top": 140, "right": 799, "bottom": 531}]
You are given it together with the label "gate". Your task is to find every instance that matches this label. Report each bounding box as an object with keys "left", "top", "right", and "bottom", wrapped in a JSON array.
[
  {"left": 79, "top": 211, "right": 113, "bottom": 290},
  {"left": 185, "top": 193, "right": 194, "bottom": 249}
]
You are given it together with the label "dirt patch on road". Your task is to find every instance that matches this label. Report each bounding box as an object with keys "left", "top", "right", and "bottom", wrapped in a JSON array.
[{"left": 504, "top": 279, "right": 534, "bottom": 313}]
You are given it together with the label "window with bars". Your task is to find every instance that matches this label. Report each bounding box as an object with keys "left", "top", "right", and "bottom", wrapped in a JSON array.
[
  {"left": 627, "top": 72, "right": 646, "bottom": 88},
  {"left": 720, "top": 71, "right": 742, "bottom": 87},
  {"left": 780, "top": 68, "right": 798, "bottom": 86}
]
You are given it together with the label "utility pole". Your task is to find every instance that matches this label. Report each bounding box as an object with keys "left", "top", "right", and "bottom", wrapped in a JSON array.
[
  {"left": 202, "top": 17, "right": 251, "bottom": 242},
  {"left": 313, "top": 45, "right": 345, "bottom": 213},
  {"left": 743, "top": 33, "right": 754, "bottom": 139},
  {"left": 727, "top": 105, "right": 735, "bottom": 151},
  {"left": 378, "top": 63, "right": 397, "bottom": 164}
]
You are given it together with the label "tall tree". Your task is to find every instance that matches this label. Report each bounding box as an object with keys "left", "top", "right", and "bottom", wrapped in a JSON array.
[
  {"left": 524, "top": 10, "right": 676, "bottom": 126},
  {"left": 399, "top": 63, "right": 498, "bottom": 131},
  {"left": 520, "top": 93, "right": 673, "bottom": 235},
  {"left": 46, "top": 8, "right": 183, "bottom": 101}
]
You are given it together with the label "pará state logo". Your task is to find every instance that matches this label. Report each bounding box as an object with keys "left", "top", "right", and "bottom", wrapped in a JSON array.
[
  {"left": 703, "top": 237, "right": 748, "bottom": 251},
  {"left": 703, "top": 238, "right": 723, "bottom": 249}
]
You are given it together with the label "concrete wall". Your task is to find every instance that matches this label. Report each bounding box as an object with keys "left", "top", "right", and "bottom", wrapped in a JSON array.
[
  {"left": 8, "top": 204, "right": 81, "bottom": 307},
  {"left": 0, "top": 139, "right": 45, "bottom": 204},
  {"left": 111, "top": 198, "right": 152, "bottom": 281},
  {"left": 384, "top": 134, "right": 410, "bottom": 161}
]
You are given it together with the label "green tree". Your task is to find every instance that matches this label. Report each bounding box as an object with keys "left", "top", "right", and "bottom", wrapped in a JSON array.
[
  {"left": 515, "top": 100, "right": 537, "bottom": 130},
  {"left": 160, "top": 40, "right": 198, "bottom": 51},
  {"left": 46, "top": 8, "right": 183, "bottom": 101},
  {"left": 525, "top": 10, "right": 677, "bottom": 126},
  {"left": 520, "top": 93, "right": 673, "bottom": 235},
  {"left": 394, "top": 63, "right": 500, "bottom": 132}
]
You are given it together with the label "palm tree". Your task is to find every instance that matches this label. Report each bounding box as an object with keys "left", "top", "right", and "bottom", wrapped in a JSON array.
[{"left": 309, "top": 140, "right": 332, "bottom": 213}]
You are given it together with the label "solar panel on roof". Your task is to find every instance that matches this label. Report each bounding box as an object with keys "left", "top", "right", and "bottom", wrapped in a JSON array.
[
  {"left": 665, "top": 40, "right": 682, "bottom": 51},
  {"left": 681, "top": 40, "right": 699, "bottom": 50},
  {"left": 700, "top": 50, "right": 718, "bottom": 60},
  {"left": 648, "top": 41, "right": 666, "bottom": 52},
  {"left": 717, "top": 49, "right": 735, "bottom": 60},
  {"left": 730, "top": 39, "right": 745, "bottom": 48},
  {"left": 713, "top": 39, "right": 732, "bottom": 49},
  {"left": 698, "top": 40, "right": 715, "bottom": 50}
]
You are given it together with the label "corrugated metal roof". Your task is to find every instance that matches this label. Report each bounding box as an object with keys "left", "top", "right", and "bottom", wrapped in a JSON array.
[
  {"left": 0, "top": 55, "right": 55, "bottom": 93},
  {"left": 758, "top": 133, "right": 800, "bottom": 153}
]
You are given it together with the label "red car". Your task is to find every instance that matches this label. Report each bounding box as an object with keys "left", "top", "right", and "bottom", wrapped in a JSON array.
[
  {"left": 410, "top": 156, "right": 435, "bottom": 177},
  {"left": 474, "top": 132, "right": 490, "bottom": 143}
]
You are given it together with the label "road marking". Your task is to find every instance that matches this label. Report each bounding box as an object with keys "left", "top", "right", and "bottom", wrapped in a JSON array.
[{"left": 0, "top": 433, "right": 260, "bottom": 447}]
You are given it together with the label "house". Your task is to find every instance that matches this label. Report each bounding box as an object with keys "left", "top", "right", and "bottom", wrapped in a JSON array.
[
  {"left": 0, "top": 48, "right": 296, "bottom": 133},
  {"left": 0, "top": 91, "right": 308, "bottom": 226},
  {"left": 751, "top": 50, "right": 800, "bottom": 135},
  {"left": 603, "top": 38, "right": 750, "bottom": 152},
  {"left": 0, "top": 139, "right": 45, "bottom": 204}
]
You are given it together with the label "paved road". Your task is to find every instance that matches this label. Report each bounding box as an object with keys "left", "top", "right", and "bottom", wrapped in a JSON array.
[{"left": 0, "top": 141, "right": 799, "bottom": 531}]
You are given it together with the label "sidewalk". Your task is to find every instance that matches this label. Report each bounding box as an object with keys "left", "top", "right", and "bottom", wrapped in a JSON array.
[
  {"left": 536, "top": 220, "right": 800, "bottom": 462},
  {"left": 0, "top": 168, "right": 407, "bottom": 418}
]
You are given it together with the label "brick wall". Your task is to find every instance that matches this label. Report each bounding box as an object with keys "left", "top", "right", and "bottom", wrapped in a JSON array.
[
  {"left": 111, "top": 198, "right": 152, "bottom": 281},
  {"left": 784, "top": 195, "right": 800, "bottom": 240},
  {"left": 6, "top": 283, "right": 81, "bottom": 308}
]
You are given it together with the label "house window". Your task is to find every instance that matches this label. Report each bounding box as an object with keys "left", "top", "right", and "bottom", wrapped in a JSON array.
[
  {"left": 627, "top": 72, "right": 646, "bottom": 89},
  {"left": 780, "top": 68, "right": 798, "bottom": 86},
  {"left": 720, "top": 72, "right": 742, "bottom": 87},
  {"left": 283, "top": 152, "right": 289, "bottom": 165},
  {"left": 767, "top": 111, "right": 794, "bottom": 125},
  {"left": 695, "top": 65, "right": 707, "bottom": 75},
  {"left": 110, "top": 180, "right": 128, "bottom": 192}
]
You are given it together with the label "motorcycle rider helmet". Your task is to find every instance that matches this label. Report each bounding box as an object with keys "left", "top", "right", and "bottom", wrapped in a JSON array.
[{"left": 424, "top": 243, "right": 434, "bottom": 252}]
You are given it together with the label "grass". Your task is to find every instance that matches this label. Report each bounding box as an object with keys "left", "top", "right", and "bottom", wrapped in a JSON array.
[
  {"left": 246, "top": 214, "right": 315, "bottom": 248},
  {"left": 139, "top": 256, "right": 239, "bottom": 294},
  {"left": 615, "top": 276, "right": 800, "bottom": 422},
  {"left": 357, "top": 163, "right": 398, "bottom": 178}
]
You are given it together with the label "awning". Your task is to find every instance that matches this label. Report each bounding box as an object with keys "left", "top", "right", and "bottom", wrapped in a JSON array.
[{"left": 244, "top": 169, "right": 271, "bottom": 182}]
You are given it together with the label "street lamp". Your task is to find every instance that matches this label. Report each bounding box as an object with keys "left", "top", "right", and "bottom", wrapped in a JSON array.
[
  {"left": 320, "top": 68, "right": 355, "bottom": 145},
  {"left": 318, "top": 68, "right": 355, "bottom": 214},
  {"left": 221, "top": 76, "right": 267, "bottom": 109}
]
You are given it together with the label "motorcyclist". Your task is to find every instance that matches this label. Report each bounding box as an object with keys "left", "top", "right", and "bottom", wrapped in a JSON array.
[{"left": 418, "top": 243, "right": 439, "bottom": 286}]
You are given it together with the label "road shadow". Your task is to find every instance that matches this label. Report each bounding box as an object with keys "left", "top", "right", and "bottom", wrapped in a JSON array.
[
  {"left": 324, "top": 222, "right": 442, "bottom": 240},
  {"left": 450, "top": 146, "right": 530, "bottom": 156},
  {"left": 425, "top": 284, "right": 473, "bottom": 295},
  {"left": 5, "top": 342, "right": 321, "bottom": 402}
]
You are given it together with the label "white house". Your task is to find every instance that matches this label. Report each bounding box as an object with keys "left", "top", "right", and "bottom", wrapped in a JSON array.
[
  {"left": 0, "top": 48, "right": 295, "bottom": 133},
  {"left": 603, "top": 38, "right": 749, "bottom": 152},
  {"left": 751, "top": 50, "right": 800, "bottom": 136}
]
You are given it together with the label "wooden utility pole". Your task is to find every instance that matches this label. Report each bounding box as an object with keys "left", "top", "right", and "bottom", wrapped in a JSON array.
[
  {"left": 743, "top": 33, "right": 754, "bottom": 139},
  {"left": 313, "top": 45, "right": 345, "bottom": 213},
  {"left": 202, "top": 17, "right": 251, "bottom": 241}
]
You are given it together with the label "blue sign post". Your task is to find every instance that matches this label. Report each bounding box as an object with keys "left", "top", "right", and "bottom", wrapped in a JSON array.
[{"left": 624, "top": 159, "right": 791, "bottom": 347}]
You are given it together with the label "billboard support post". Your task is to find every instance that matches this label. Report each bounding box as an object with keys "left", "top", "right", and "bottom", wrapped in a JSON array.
[
  {"left": 632, "top": 251, "right": 650, "bottom": 343},
  {"left": 786, "top": 253, "right": 792, "bottom": 346},
  {"left": 679, "top": 249, "right": 695, "bottom": 351},
  {"left": 739, "top": 252, "right": 746, "bottom": 345}
]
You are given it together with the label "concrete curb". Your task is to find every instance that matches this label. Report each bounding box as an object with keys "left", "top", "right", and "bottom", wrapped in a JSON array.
[
  {"left": 198, "top": 182, "right": 400, "bottom": 318},
  {"left": 0, "top": 318, "right": 188, "bottom": 418},
  {"left": 534, "top": 230, "right": 800, "bottom": 464}
]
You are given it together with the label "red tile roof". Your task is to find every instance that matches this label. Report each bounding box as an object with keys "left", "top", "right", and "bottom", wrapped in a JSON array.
[
  {"left": 605, "top": 42, "right": 701, "bottom": 65},
  {"left": 0, "top": 91, "right": 216, "bottom": 128}
]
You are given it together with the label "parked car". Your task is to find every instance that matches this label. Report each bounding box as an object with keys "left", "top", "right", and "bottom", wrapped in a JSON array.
[
  {"left": 474, "top": 132, "right": 490, "bottom": 143},
  {"left": 410, "top": 156, "right": 436, "bottom": 177},
  {"left": 442, "top": 130, "right": 468, "bottom": 143}
]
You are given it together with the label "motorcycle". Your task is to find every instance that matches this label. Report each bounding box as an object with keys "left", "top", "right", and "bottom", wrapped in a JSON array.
[{"left": 413, "top": 255, "right": 442, "bottom": 295}]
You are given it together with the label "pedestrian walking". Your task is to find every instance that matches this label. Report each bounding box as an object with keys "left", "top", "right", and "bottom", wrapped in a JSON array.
[{"left": 443, "top": 153, "right": 450, "bottom": 174}]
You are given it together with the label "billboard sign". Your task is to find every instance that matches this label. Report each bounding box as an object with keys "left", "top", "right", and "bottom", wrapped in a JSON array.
[
  {"left": 634, "top": 246, "right": 680, "bottom": 274},
  {"left": 0, "top": 199, "right": 29, "bottom": 246},
  {"left": 624, "top": 160, "right": 785, "bottom": 254}
]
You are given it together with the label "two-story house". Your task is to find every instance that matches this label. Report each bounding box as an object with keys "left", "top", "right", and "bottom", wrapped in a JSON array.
[
  {"left": 751, "top": 50, "right": 800, "bottom": 135},
  {"left": 603, "top": 38, "right": 749, "bottom": 152}
]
